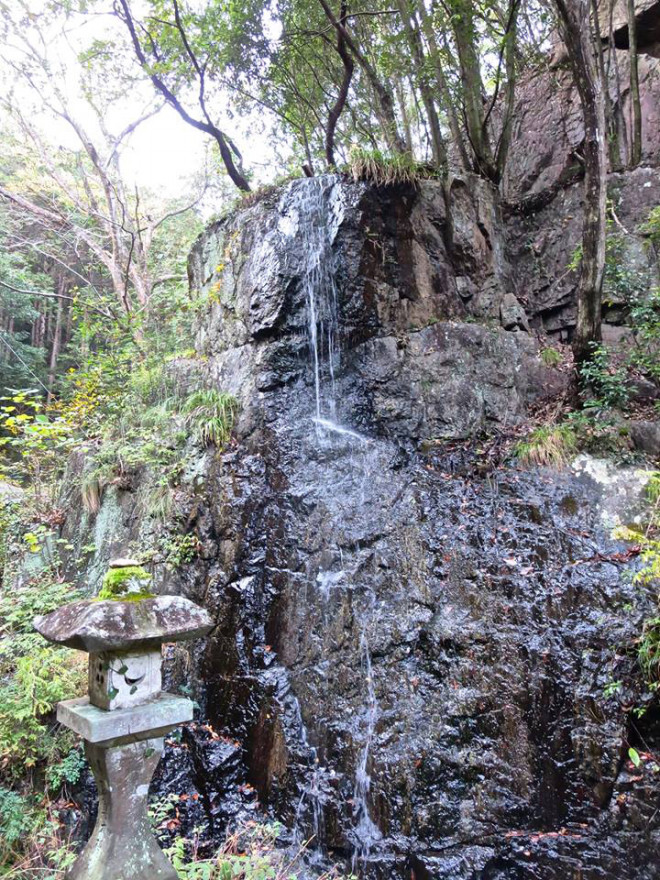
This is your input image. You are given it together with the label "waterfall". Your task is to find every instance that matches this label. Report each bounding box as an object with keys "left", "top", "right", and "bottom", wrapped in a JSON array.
[
  {"left": 285, "top": 177, "right": 342, "bottom": 425},
  {"left": 292, "top": 695, "right": 326, "bottom": 855},
  {"left": 351, "top": 632, "right": 382, "bottom": 872},
  {"left": 283, "top": 178, "right": 383, "bottom": 871}
]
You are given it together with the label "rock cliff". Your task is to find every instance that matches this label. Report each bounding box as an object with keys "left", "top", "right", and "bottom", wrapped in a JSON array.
[
  {"left": 503, "top": 14, "right": 660, "bottom": 339},
  {"left": 60, "top": 172, "right": 660, "bottom": 878},
  {"left": 55, "top": 12, "right": 660, "bottom": 872}
]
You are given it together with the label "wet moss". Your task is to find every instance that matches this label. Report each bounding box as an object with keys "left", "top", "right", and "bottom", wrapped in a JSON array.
[
  {"left": 93, "top": 591, "right": 156, "bottom": 603},
  {"left": 98, "top": 565, "right": 151, "bottom": 600}
]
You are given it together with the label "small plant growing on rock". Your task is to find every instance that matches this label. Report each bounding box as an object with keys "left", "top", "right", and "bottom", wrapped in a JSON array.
[
  {"left": 181, "top": 390, "right": 239, "bottom": 447},
  {"left": 638, "top": 616, "right": 660, "bottom": 683},
  {"left": 514, "top": 424, "right": 577, "bottom": 467},
  {"left": 540, "top": 347, "right": 562, "bottom": 367},
  {"left": 347, "top": 148, "right": 438, "bottom": 186}
]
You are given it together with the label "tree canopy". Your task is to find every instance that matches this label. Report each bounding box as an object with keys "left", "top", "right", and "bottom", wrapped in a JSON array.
[{"left": 0, "top": 0, "right": 645, "bottom": 386}]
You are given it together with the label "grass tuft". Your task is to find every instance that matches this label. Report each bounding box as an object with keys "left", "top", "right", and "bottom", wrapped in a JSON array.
[
  {"left": 540, "top": 347, "right": 562, "bottom": 367},
  {"left": 515, "top": 424, "right": 577, "bottom": 467},
  {"left": 181, "top": 389, "right": 239, "bottom": 447},
  {"left": 347, "top": 148, "right": 439, "bottom": 187},
  {"left": 638, "top": 616, "right": 660, "bottom": 682}
]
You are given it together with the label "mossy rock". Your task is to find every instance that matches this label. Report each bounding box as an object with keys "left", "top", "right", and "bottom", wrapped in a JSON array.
[{"left": 98, "top": 565, "right": 153, "bottom": 600}]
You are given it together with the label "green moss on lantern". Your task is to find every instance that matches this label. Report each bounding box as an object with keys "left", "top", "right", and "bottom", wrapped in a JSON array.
[{"left": 98, "top": 565, "right": 153, "bottom": 600}]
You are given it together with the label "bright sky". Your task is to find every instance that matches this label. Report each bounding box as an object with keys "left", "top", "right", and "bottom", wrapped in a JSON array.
[
  {"left": 0, "top": 1, "right": 280, "bottom": 205},
  {"left": 117, "top": 105, "right": 208, "bottom": 197}
]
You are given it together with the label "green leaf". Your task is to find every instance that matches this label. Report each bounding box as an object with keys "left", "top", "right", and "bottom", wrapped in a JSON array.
[{"left": 629, "top": 747, "right": 641, "bottom": 767}]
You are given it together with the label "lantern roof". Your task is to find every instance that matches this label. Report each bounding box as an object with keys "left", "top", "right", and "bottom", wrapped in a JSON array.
[{"left": 34, "top": 594, "right": 214, "bottom": 653}]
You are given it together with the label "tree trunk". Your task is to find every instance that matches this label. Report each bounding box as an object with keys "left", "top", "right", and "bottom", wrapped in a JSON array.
[
  {"left": 396, "top": 0, "right": 447, "bottom": 168},
  {"left": 5, "top": 318, "right": 14, "bottom": 364},
  {"left": 395, "top": 78, "right": 414, "bottom": 155},
  {"left": 554, "top": 0, "right": 607, "bottom": 366},
  {"left": 302, "top": 129, "right": 316, "bottom": 176},
  {"left": 317, "top": 0, "right": 407, "bottom": 154},
  {"left": 627, "top": 0, "right": 642, "bottom": 166},
  {"left": 609, "top": 0, "right": 630, "bottom": 162},
  {"left": 325, "top": 0, "right": 354, "bottom": 168},
  {"left": 495, "top": 0, "right": 520, "bottom": 180},
  {"left": 47, "top": 291, "right": 64, "bottom": 399},
  {"left": 592, "top": 0, "right": 623, "bottom": 169},
  {"left": 449, "top": 0, "right": 496, "bottom": 179},
  {"left": 415, "top": 0, "right": 470, "bottom": 170}
]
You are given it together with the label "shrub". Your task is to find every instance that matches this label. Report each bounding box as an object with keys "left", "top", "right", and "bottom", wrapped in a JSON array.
[
  {"left": 0, "top": 646, "right": 86, "bottom": 775},
  {"left": 0, "top": 571, "right": 86, "bottom": 776},
  {"left": 628, "top": 287, "right": 660, "bottom": 383},
  {"left": 579, "top": 343, "right": 630, "bottom": 410},
  {"left": 613, "top": 474, "right": 660, "bottom": 689},
  {"left": 540, "top": 347, "right": 562, "bottom": 367},
  {"left": 164, "top": 822, "right": 355, "bottom": 880},
  {"left": 44, "top": 746, "right": 86, "bottom": 793},
  {"left": 515, "top": 424, "right": 577, "bottom": 467},
  {"left": 0, "top": 789, "right": 76, "bottom": 875},
  {"left": 568, "top": 206, "right": 660, "bottom": 399},
  {"left": 640, "top": 204, "right": 660, "bottom": 248},
  {"left": 0, "top": 391, "right": 74, "bottom": 515}
]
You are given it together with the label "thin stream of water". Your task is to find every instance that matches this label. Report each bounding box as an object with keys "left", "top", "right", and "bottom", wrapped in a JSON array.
[
  {"left": 351, "top": 632, "right": 382, "bottom": 873},
  {"left": 288, "top": 177, "right": 341, "bottom": 423},
  {"left": 292, "top": 696, "right": 326, "bottom": 855},
  {"left": 287, "top": 177, "right": 382, "bottom": 870}
]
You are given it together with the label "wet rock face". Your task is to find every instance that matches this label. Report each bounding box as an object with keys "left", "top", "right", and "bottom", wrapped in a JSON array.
[
  {"left": 190, "top": 176, "right": 563, "bottom": 442},
  {"left": 159, "top": 178, "right": 660, "bottom": 877},
  {"left": 505, "top": 167, "right": 660, "bottom": 338}
]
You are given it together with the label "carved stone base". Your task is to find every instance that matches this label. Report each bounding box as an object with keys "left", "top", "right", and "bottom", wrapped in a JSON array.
[{"left": 67, "top": 737, "right": 176, "bottom": 880}]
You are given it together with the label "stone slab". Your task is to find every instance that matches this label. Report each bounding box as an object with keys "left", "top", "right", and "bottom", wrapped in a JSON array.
[{"left": 58, "top": 693, "right": 193, "bottom": 743}]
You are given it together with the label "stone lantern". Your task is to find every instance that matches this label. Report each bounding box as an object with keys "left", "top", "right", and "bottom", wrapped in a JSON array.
[{"left": 34, "top": 560, "right": 213, "bottom": 880}]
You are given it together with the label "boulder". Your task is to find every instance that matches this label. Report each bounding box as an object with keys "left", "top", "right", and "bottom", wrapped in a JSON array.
[
  {"left": 499, "top": 292, "right": 530, "bottom": 330},
  {"left": 629, "top": 419, "right": 660, "bottom": 456}
]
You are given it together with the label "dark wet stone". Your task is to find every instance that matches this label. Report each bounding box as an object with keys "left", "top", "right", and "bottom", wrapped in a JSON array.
[
  {"left": 629, "top": 420, "right": 660, "bottom": 457},
  {"left": 58, "top": 176, "right": 660, "bottom": 879}
]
